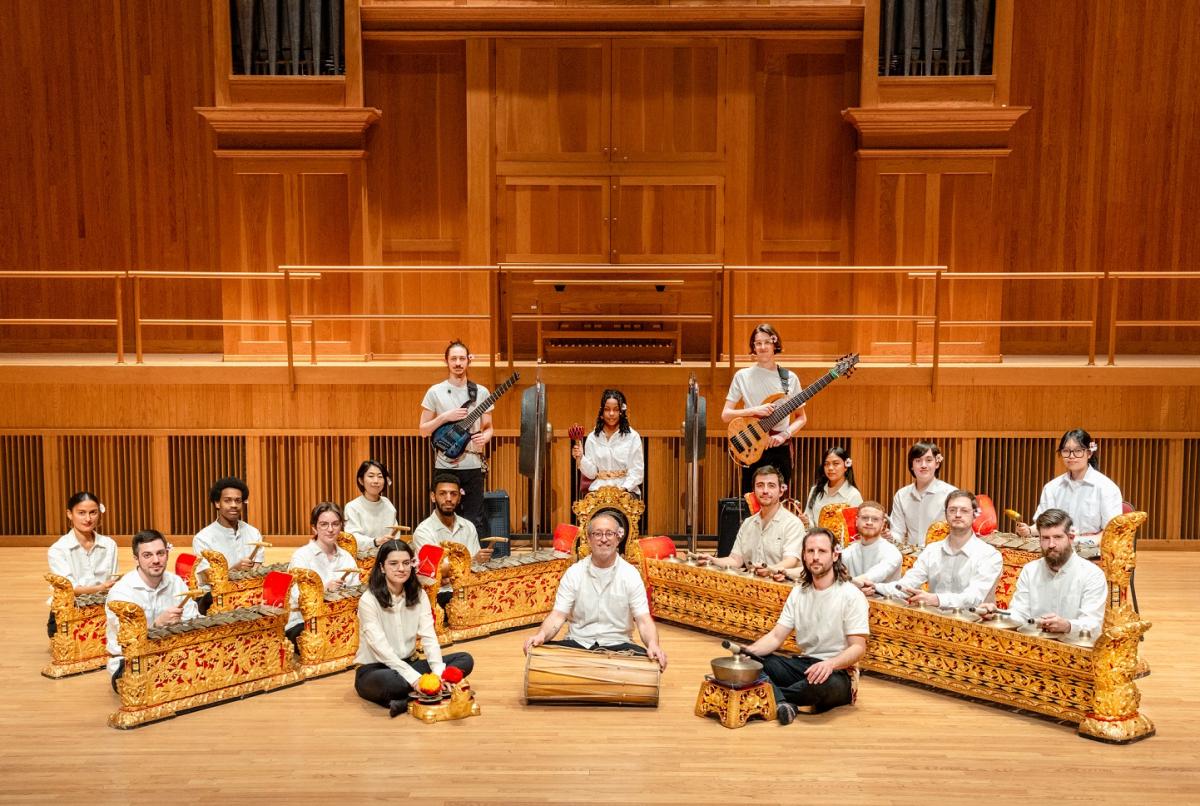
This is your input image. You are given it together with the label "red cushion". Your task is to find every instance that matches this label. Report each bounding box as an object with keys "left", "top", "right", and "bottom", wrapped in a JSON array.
[
  {"left": 743, "top": 491, "right": 761, "bottom": 516},
  {"left": 638, "top": 536, "right": 677, "bottom": 560},
  {"left": 552, "top": 523, "right": 580, "bottom": 553},
  {"left": 417, "top": 544, "right": 445, "bottom": 578},
  {"left": 1121, "top": 501, "right": 1134, "bottom": 514},
  {"left": 261, "top": 571, "right": 293, "bottom": 608},
  {"left": 174, "top": 552, "right": 197, "bottom": 582},
  {"left": 973, "top": 494, "right": 998, "bottom": 536},
  {"left": 841, "top": 507, "right": 859, "bottom": 541}
]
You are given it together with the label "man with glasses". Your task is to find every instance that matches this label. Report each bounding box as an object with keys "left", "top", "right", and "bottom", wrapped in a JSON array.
[
  {"left": 722, "top": 323, "right": 806, "bottom": 494},
  {"left": 285, "top": 502, "right": 361, "bottom": 646},
  {"left": 866, "top": 490, "right": 1001, "bottom": 609},
  {"left": 523, "top": 512, "right": 667, "bottom": 669}
]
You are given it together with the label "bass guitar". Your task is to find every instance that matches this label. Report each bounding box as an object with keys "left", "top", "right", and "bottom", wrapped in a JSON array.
[
  {"left": 726, "top": 353, "right": 859, "bottom": 467},
  {"left": 432, "top": 372, "right": 520, "bottom": 460}
]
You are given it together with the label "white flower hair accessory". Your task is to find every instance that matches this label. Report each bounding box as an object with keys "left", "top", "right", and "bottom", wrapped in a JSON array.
[
  {"left": 99, "top": 503, "right": 107, "bottom": 514},
  {"left": 1088, "top": 442, "right": 1098, "bottom": 452},
  {"left": 844, "top": 458, "right": 853, "bottom": 468}
]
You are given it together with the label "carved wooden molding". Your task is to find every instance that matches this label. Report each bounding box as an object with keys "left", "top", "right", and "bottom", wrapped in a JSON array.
[
  {"left": 842, "top": 106, "right": 1030, "bottom": 149},
  {"left": 196, "top": 107, "right": 382, "bottom": 149}
]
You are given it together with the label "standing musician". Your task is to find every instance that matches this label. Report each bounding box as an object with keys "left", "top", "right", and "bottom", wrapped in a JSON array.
[
  {"left": 192, "top": 476, "right": 265, "bottom": 612},
  {"left": 47, "top": 491, "right": 118, "bottom": 636},
  {"left": 1015, "top": 428, "right": 1123, "bottom": 547},
  {"left": 105, "top": 529, "right": 199, "bottom": 692},
  {"left": 571, "top": 389, "right": 644, "bottom": 496},
  {"left": 739, "top": 528, "right": 869, "bottom": 724},
  {"left": 977, "top": 508, "right": 1106, "bottom": 638},
  {"left": 523, "top": 513, "right": 668, "bottom": 669},
  {"left": 841, "top": 501, "right": 902, "bottom": 587},
  {"left": 868, "top": 490, "right": 1002, "bottom": 609},
  {"left": 343, "top": 459, "right": 399, "bottom": 552},
  {"left": 722, "top": 323, "right": 807, "bottom": 494},
  {"left": 418, "top": 340, "right": 493, "bottom": 541},
  {"left": 801, "top": 446, "right": 863, "bottom": 528},
  {"left": 889, "top": 441, "right": 956, "bottom": 548},
  {"left": 286, "top": 502, "right": 361, "bottom": 646},
  {"left": 697, "top": 465, "right": 803, "bottom": 577},
  {"left": 354, "top": 539, "right": 475, "bottom": 717}
]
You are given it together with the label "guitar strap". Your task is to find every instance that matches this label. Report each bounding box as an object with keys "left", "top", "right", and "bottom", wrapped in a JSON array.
[
  {"left": 776, "top": 366, "right": 789, "bottom": 395},
  {"left": 466, "top": 380, "right": 478, "bottom": 407}
]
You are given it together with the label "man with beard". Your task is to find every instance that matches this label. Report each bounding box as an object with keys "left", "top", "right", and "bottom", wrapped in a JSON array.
[
  {"left": 841, "top": 501, "right": 903, "bottom": 587},
  {"left": 192, "top": 476, "right": 265, "bottom": 612},
  {"left": 697, "top": 465, "right": 803, "bottom": 577},
  {"left": 412, "top": 473, "right": 492, "bottom": 607},
  {"left": 976, "top": 508, "right": 1106, "bottom": 638},
  {"left": 523, "top": 513, "right": 667, "bottom": 669},
  {"left": 739, "top": 527, "right": 868, "bottom": 724},
  {"left": 867, "top": 489, "right": 1002, "bottom": 610},
  {"left": 105, "top": 529, "right": 199, "bottom": 691}
]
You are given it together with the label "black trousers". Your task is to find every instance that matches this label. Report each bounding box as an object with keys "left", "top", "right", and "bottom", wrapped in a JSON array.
[
  {"left": 110, "top": 659, "right": 126, "bottom": 693},
  {"left": 354, "top": 652, "right": 476, "bottom": 707},
  {"left": 546, "top": 639, "right": 647, "bottom": 656},
  {"left": 285, "top": 621, "right": 304, "bottom": 652},
  {"left": 446, "top": 467, "right": 489, "bottom": 539},
  {"left": 761, "top": 654, "right": 852, "bottom": 712},
  {"left": 740, "top": 444, "right": 793, "bottom": 495},
  {"left": 47, "top": 612, "right": 57, "bottom": 638}
]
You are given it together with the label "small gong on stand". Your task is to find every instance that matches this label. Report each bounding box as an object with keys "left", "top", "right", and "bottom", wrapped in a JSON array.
[{"left": 694, "top": 640, "right": 777, "bottom": 729}]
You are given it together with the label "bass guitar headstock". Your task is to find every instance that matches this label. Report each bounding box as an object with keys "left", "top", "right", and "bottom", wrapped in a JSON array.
[{"left": 832, "top": 352, "right": 860, "bottom": 378}]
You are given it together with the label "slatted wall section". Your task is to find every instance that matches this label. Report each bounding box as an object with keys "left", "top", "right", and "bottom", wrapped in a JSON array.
[
  {"left": 57, "top": 436, "right": 152, "bottom": 536},
  {"left": 1183, "top": 440, "right": 1200, "bottom": 541},
  {"left": 974, "top": 437, "right": 1057, "bottom": 524},
  {"left": 855, "top": 436, "right": 966, "bottom": 504},
  {"left": 0, "top": 435, "right": 45, "bottom": 535},
  {"left": 647, "top": 436, "right": 684, "bottom": 535},
  {"left": 490, "top": 435, "right": 553, "bottom": 536},
  {"left": 256, "top": 436, "right": 357, "bottom": 535},
  {"left": 1101, "top": 438, "right": 1169, "bottom": 541},
  {"left": 168, "top": 436, "right": 247, "bottom": 536},
  {"left": 368, "top": 435, "right": 436, "bottom": 530}
]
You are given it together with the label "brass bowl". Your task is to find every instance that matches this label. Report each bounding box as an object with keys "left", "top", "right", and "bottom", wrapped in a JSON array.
[{"left": 710, "top": 655, "right": 763, "bottom": 686}]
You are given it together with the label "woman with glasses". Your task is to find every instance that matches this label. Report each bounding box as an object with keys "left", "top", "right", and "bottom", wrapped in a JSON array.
[
  {"left": 1016, "top": 428, "right": 1123, "bottom": 545},
  {"left": 285, "top": 502, "right": 361, "bottom": 645},
  {"left": 354, "top": 539, "right": 475, "bottom": 716}
]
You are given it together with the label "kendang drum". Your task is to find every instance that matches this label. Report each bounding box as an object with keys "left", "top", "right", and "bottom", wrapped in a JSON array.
[{"left": 524, "top": 645, "right": 661, "bottom": 707}]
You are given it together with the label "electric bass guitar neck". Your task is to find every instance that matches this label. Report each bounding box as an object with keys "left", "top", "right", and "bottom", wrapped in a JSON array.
[{"left": 431, "top": 372, "right": 520, "bottom": 461}]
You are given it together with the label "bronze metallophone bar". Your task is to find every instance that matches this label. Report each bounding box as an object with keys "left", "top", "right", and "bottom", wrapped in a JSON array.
[
  {"left": 201, "top": 550, "right": 290, "bottom": 614},
  {"left": 107, "top": 600, "right": 302, "bottom": 728},
  {"left": 640, "top": 511, "right": 1154, "bottom": 743},
  {"left": 42, "top": 573, "right": 108, "bottom": 678}
]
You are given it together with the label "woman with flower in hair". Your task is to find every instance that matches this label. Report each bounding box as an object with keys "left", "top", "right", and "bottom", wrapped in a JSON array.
[
  {"left": 47, "top": 491, "right": 119, "bottom": 636},
  {"left": 801, "top": 446, "right": 863, "bottom": 528},
  {"left": 571, "top": 389, "right": 644, "bottom": 496},
  {"left": 1016, "top": 428, "right": 1123, "bottom": 546}
]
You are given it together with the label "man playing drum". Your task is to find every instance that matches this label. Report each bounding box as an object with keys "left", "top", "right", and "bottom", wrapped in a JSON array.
[{"left": 523, "top": 513, "right": 667, "bottom": 670}]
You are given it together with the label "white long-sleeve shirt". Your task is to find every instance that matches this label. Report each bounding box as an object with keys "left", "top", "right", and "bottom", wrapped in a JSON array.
[
  {"left": 804, "top": 482, "right": 863, "bottom": 527},
  {"left": 354, "top": 589, "right": 444, "bottom": 684},
  {"left": 579, "top": 428, "right": 644, "bottom": 495},
  {"left": 1032, "top": 466, "right": 1123, "bottom": 541},
  {"left": 343, "top": 495, "right": 398, "bottom": 553},
  {"left": 889, "top": 478, "right": 956, "bottom": 548},
  {"left": 842, "top": 537, "right": 902, "bottom": 584},
  {"left": 104, "top": 570, "right": 200, "bottom": 674},
  {"left": 192, "top": 519, "right": 265, "bottom": 578},
  {"left": 47, "top": 531, "right": 119, "bottom": 603},
  {"left": 878, "top": 534, "right": 1002, "bottom": 610},
  {"left": 1009, "top": 553, "right": 1107, "bottom": 638},
  {"left": 286, "top": 540, "right": 361, "bottom": 630}
]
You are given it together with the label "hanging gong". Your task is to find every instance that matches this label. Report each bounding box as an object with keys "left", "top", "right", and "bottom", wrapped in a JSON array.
[
  {"left": 684, "top": 378, "right": 707, "bottom": 463},
  {"left": 519, "top": 381, "right": 548, "bottom": 477}
]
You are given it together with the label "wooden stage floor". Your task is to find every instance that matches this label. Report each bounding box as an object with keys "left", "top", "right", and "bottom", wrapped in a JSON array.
[{"left": 3, "top": 547, "right": 1197, "bottom": 805}]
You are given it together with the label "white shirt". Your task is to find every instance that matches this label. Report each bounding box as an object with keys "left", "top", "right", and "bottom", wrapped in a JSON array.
[
  {"left": 731, "top": 506, "right": 805, "bottom": 567},
  {"left": 421, "top": 379, "right": 493, "bottom": 470},
  {"left": 889, "top": 478, "right": 956, "bottom": 547},
  {"left": 879, "top": 534, "right": 1002, "bottom": 609},
  {"left": 552, "top": 556, "right": 650, "bottom": 647},
  {"left": 725, "top": 365, "right": 803, "bottom": 435},
  {"left": 803, "top": 482, "right": 863, "bottom": 527},
  {"left": 412, "top": 512, "right": 481, "bottom": 591},
  {"left": 1009, "top": 553, "right": 1107, "bottom": 638},
  {"left": 286, "top": 540, "right": 361, "bottom": 630},
  {"left": 579, "top": 428, "right": 644, "bottom": 495},
  {"left": 776, "top": 580, "right": 870, "bottom": 660},
  {"left": 47, "top": 531, "right": 119, "bottom": 603},
  {"left": 192, "top": 519, "right": 265, "bottom": 578},
  {"left": 842, "top": 537, "right": 902, "bottom": 584},
  {"left": 1033, "top": 466, "right": 1123, "bottom": 540},
  {"left": 355, "top": 589, "right": 444, "bottom": 684},
  {"left": 104, "top": 569, "right": 199, "bottom": 674},
  {"left": 343, "top": 495, "right": 398, "bottom": 553}
]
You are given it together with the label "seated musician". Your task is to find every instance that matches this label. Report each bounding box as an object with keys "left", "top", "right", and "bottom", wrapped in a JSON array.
[
  {"left": 977, "top": 508, "right": 1106, "bottom": 638},
  {"left": 412, "top": 473, "right": 492, "bottom": 607},
  {"left": 889, "top": 441, "right": 956, "bottom": 548},
  {"left": 571, "top": 389, "right": 644, "bottom": 496},
  {"left": 867, "top": 490, "right": 1002, "bottom": 609},
  {"left": 840, "top": 501, "right": 902, "bottom": 588},
  {"left": 801, "top": 446, "right": 863, "bottom": 528},
  {"left": 286, "top": 502, "right": 362, "bottom": 646},
  {"left": 104, "top": 529, "right": 199, "bottom": 691},
  {"left": 192, "top": 476, "right": 265, "bottom": 611},
  {"left": 344, "top": 459, "right": 399, "bottom": 552},
  {"left": 722, "top": 323, "right": 806, "bottom": 494},
  {"left": 354, "top": 539, "right": 475, "bottom": 717},
  {"left": 1015, "top": 428, "right": 1123, "bottom": 547},
  {"left": 47, "top": 491, "right": 118, "bottom": 636},
  {"left": 522, "top": 513, "right": 668, "bottom": 669},
  {"left": 697, "top": 465, "right": 803, "bottom": 577},
  {"left": 740, "top": 527, "right": 868, "bottom": 724}
]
